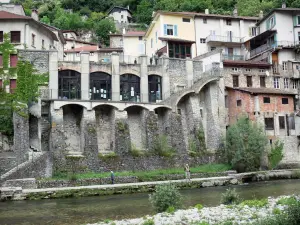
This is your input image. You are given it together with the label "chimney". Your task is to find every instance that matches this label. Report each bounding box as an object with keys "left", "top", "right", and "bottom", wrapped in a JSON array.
[
  {"left": 259, "top": 10, "right": 263, "bottom": 19},
  {"left": 233, "top": 6, "right": 238, "bottom": 17},
  {"left": 31, "top": 9, "right": 39, "bottom": 21},
  {"left": 282, "top": 1, "right": 286, "bottom": 8},
  {"left": 205, "top": 9, "right": 209, "bottom": 14},
  {"left": 127, "top": 5, "right": 130, "bottom": 10}
]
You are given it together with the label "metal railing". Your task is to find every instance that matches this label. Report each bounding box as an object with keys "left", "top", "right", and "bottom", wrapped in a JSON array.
[
  {"left": 222, "top": 54, "right": 244, "bottom": 61},
  {"left": 206, "top": 35, "right": 242, "bottom": 43}
]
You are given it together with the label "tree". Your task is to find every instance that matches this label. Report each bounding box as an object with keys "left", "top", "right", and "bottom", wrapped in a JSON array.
[
  {"left": 135, "top": 0, "right": 154, "bottom": 24},
  {"left": 154, "top": 0, "right": 182, "bottom": 12},
  {"left": 237, "top": 0, "right": 275, "bottom": 16},
  {"left": 180, "top": 0, "right": 213, "bottom": 12},
  {"left": 95, "top": 18, "right": 116, "bottom": 46},
  {"left": 225, "top": 116, "right": 268, "bottom": 172}
]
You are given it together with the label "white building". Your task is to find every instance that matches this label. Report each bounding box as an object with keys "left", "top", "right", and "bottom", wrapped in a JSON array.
[{"left": 108, "top": 6, "right": 132, "bottom": 24}]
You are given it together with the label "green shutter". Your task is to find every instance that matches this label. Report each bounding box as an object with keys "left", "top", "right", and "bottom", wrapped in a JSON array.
[
  {"left": 273, "top": 16, "right": 276, "bottom": 26},
  {"left": 266, "top": 18, "right": 270, "bottom": 30},
  {"left": 294, "top": 16, "right": 298, "bottom": 26}
]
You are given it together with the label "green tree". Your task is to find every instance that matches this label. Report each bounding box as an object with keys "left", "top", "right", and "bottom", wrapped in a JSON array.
[
  {"left": 180, "top": 0, "right": 213, "bottom": 12},
  {"left": 225, "top": 116, "right": 268, "bottom": 172},
  {"left": 40, "top": 16, "right": 51, "bottom": 24},
  {"left": 95, "top": 18, "right": 116, "bottom": 46},
  {"left": 154, "top": 0, "right": 182, "bottom": 12},
  {"left": 237, "top": 0, "right": 275, "bottom": 16},
  {"left": 135, "top": 0, "right": 154, "bottom": 24},
  {"left": 268, "top": 140, "right": 284, "bottom": 169}
]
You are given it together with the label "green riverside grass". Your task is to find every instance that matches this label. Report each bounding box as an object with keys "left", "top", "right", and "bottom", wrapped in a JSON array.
[{"left": 45, "top": 164, "right": 231, "bottom": 181}]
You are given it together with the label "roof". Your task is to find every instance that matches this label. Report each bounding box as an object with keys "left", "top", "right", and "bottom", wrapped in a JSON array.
[
  {"left": 65, "top": 38, "right": 97, "bottom": 45},
  {"left": 41, "top": 22, "right": 66, "bottom": 44},
  {"left": 0, "top": 11, "right": 58, "bottom": 41},
  {"left": 123, "top": 31, "right": 145, "bottom": 37},
  {"left": 159, "top": 37, "right": 195, "bottom": 44},
  {"left": 109, "top": 33, "right": 123, "bottom": 36},
  {"left": 65, "top": 46, "right": 123, "bottom": 53},
  {"left": 61, "top": 30, "right": 79, "bottom": 36},
  {"left": 107, "top": 6, "right": 132, "bottom": 15},
  {"left": 257, "top": 8, "right": 300, "bottom": 25},
  {"left": 155, "top": 11, "right": 259, "bottom": 21},
  {"left": 223, "top": 60, "right": 271, "bottom": 68},
  {"left": 226, "top": 87, "right": 296, "bottom": 95}
]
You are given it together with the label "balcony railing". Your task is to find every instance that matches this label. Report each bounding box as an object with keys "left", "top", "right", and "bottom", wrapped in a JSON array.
[
  {"left": 222, "top": 54, "right": 244, "bottom": 61},
  {"left": 206, "top": 35, "right": 242, "bottom": 43},
  {"left": 250, "top": 41, "right": 300, "bottom": 58}
]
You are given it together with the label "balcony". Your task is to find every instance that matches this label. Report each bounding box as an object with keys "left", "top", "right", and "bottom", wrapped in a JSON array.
[
  {"left": 206, "top": 35, "right": 243, "bottom": 44},
  {"left": 222, "top": 54, "right": 244, "bottom": 61}
]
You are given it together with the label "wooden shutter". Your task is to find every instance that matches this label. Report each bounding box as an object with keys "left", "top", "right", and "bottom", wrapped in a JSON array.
[
  {"left": 0, "top": 79, "right": 2, "bottom": 89},
  {"left": 174, "top": 25, "right": 178, "bottom": 36},
  {"left": 10, "top": 54, "right": 18, "bottom": 67},
  {"left": 0, "top": 54, "right": 2, "bottom": 67},
  {"left": 164, "top": 24, "right": 167, "bottom": 35},
  {"left": 10, "top": 79, "right": 16, "bottom": 93},
  {"left": 0, "top": 31, "right": 3, "bottom": 42}
]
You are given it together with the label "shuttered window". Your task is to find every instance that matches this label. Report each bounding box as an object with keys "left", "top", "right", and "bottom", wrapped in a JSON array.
[
  {"left": 10, "top": 31, "right": 21, "bottom": 43},
  {"left": 10, "top": 54, "right": 18, "bottom": 67},
  {"left": 0, "top": 31, "right": 3, "bottom": 42},
  {"left": 0, "top": 79, "right": 2, "bottom": 89},
  {"left": 10, "top": 79, "right": 16, "bottom": 93}
]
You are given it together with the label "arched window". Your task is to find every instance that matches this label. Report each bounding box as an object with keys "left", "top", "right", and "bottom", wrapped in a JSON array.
[
  {"left": 90, "top": 72, "right": 111, "bottom": 100},
  {"left": 58, "top": 70, "right": 81, "bottom": 100},
  {"left": 148, "top": 75, "right": 162, "bottom": 103},
  {"left": 120, "top": 74, "right": 140, "bottom": 102}
]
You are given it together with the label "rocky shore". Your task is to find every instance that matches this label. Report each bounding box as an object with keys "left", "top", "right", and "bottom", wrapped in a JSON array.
[{"left": 87, "top": 195, "right": 299, "bottom": 225}]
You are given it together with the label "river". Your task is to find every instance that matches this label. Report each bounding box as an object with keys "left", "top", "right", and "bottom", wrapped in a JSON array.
[{"left": 0, "top": 179, "right": 299, "bottom": 225}]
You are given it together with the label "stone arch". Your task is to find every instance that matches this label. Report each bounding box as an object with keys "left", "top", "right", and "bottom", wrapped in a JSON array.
[
  {"left": 120, "top": 74, "right": 141, "bottom": 102},
  {"left": 153, "top": 105, "right": 172, "bottom": 112},
  {"left": 124, "top": 104, "right": 150, "bottom": 111},
  {"left": 195, "top": 77, "right": 219, "bottom": 94},
  {"left": 58, "top": 70, "right": 81, "bottom": 100},
  {"left": 174, "top": 90, "right": 195, "bottom": 107},
  {"left": 57, "top": 102, "right": 88, "bottom": 110},
  {"left": 92, "top": 103, "right": 119, "bottom": 110},
  {"left": 90, "top": 72, "right": 112, "bottom": 100},
  {"left": 148, "top": 74, "right": 163, "bottom": 103}
]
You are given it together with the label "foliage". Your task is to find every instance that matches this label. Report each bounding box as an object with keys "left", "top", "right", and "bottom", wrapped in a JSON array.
[
  {"left": 95, "top": 18, "right": 117, "bottom": 46},
  {"left": 166, "top": 205, "right": 176, "bottom": 214},
  {"left": 98, "top": 152, "right": 119, "bottom": 160},
  {"left": 272, "top": 208, "right": 281, "bottom": 215},
  {"left": 268, "top": 140, "right": 284, "bottom": 170},
  {"left": 135, "top": 0, "right": 154, "bottom": 24},
  {"left": 225, "top": 116, "right": 268, "bottom": 172},
  {"left": 240, "top": 198, "right": 268, "bottom": 207},
  {"left": 130, "top": 144, "right": 145, "bottom": 157},
  {"left": 220, "top": 188, "right": 241, "bottom": 205},
  {"left": 195, "top": 203, "right": 204, "bottom": 210},
  {"left": 276, "top": 196, "right": 298, "bottom": 206},
  {"left": 142, "top": 219, "right": 155, "bottom": 225},
  {"left": 149, "top": 183, "right": 182, "bottom": 212},
  {"left": 0, "top": 90, "right": 14, "bottom": 136},
  {"left": 152, "top": 135, "right": 175, "bottom": 157}
]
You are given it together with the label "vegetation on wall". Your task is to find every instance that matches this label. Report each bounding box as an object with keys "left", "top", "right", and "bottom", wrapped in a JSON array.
[
  {"left": 268, "top": 140, "right": 284, "bottom": 170},
  {"left": 224, "top": 116, "right": 268, "bottom": 172}
]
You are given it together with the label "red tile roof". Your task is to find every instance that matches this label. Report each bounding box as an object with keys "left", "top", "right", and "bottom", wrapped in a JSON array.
[
  {"left": 226, "top": 87, "right": 296, "bottom": 95},
  {"left": 0, "top": 10, "right": 31, "bottom": 20},
  {"left": 65, "top": 38, "right": 97, "bottom": 45},
  {"left": 123, "top": 31, "right": 146, "bottom": 37}
]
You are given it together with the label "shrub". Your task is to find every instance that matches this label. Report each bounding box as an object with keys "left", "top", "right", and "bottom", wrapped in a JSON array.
[
  {"left": 98, "top": 152, "right": 118, "bottom": 160},
  {"left": 272, "top": 208, "right": 281, "bottom": 215},
  {"left": 142, "top": 219, "right": 155, "bottom": 225},
  {"left": 152, "top": 135, "right": 175, "bottom": 157},
  {"left": 221, "top": 188, "right": 241, "bottom": 205},
  {"left": 240, "top": 198, "right": 268, "bottom": 208},
  {"left": 268, "top": 140, "right": 284, "bottom": 169},
  {"left": 225, "top": 116, "right": 268, "bottom": 172},
  {"left": 149, "top": 183, "right": 182, "bottom": 212},
  {"left": 277, "top": 196, "right": 298, "bottom": 206},
  {"left": 195, "top": 203, "right": 204, "bottom": 210},
  {"left": 130, "top": 144, "right": 144, "bottom": 157},
  {"left": 166, "top": 206, "right": 175, "bottom": 214}
]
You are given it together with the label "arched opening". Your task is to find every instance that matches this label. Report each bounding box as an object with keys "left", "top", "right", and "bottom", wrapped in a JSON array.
[
  {"left": 148, "top": 75, "right": 162, "bottom": 103},
  {"left": 58, "top": 70, "right": 81, "bottom": 100},
  {"left": 120, "top": 74, "right": 140, "bottom": 102},
  {"left": 90, "top": 72, "right": 111, "bottom": 100}
]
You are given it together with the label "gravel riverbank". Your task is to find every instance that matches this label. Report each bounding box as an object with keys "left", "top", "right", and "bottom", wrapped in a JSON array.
[{"left": 87, "top": 195, "right": 299, "bottom": 225}]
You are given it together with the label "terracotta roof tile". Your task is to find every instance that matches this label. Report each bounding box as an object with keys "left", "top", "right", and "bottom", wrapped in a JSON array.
[
  {"left": 0, "top": 10, "right": 31, "bottom": 19},
  {"left": 226, "top": 87, "right": 296, "bottom": 95},
  {"left": 123, "top": 31, "right": 146, "bottom": 37}
]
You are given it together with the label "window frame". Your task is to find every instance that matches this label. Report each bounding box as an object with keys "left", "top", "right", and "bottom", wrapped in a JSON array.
[
  {"left": 203, "top": 18, "right": 207, "bottom": 24},
  {"left": 273, "top": 77, "right": 280, "bottom": 89},
  {"left": 297, "top": 15, "right": 300, "bottom": 25},
  {"left": 236, "top": 99, "right": 242, "bottom": 107},
  {"left": 10, "top": 31, "right": 21, "bottom": 43},
  {"left": 282, "top": 61, "right": 288, "bottom": 71},
  {"left": 166, "top": 24, "right": 174, "bottom": 36},
  {"left": 246, "top": 76, "right": 252, "bottom": 87},
  {"left": 182, "top": 18, "right": 190, "bottom": 23},
  {"left": 226, "top": 19, "right": 232, "bottom": 26},
  {"left": 263, "top": 97, "right": 271, "bottom": 104},
  {"left": 265, "top": 118, "right": 274, "bottom": 130},
  {"left": 279, "top": 116, "right": 285, "bottom": 129},
  {"left": 284, "top": 78, "right": 289, "bottom": 89},
  {"left": 0, "top": 31, "right": 3, "bottom": 43},
  {"left": 282, "top": 98, "right": 289, "bottom": 104},
  {"left": 232, "top": 75, "right": 239, "bottom": 87},
  {"left": 200, "top": 38, "right": 206, "bottom": 44},
  {"left": 260, "top": 76, "right": 266, "bottom": 87}
]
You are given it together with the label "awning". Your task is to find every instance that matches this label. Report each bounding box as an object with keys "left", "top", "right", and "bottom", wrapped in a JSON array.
[
  {"left": 248, "top": 30, "right": 276, "bottom": 46},
  {"left": 158, "top": 37, "right": 195, "bottom": 44}
]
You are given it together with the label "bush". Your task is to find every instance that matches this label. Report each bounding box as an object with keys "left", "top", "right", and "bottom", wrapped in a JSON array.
[
  {"left": 240, "top": 198, "right": 268, "bottom": 207},
  {"left": 225, "top": 116, "right": 268, "bottom": 172},
  {"left": 221, "top": 188, "right": 241, "bottom": 205},
  {"left": 195, "top": 203, "right": 204, "bottom": 210},
  {"left": 277, "top": 196, "right": 298, "bottom": 206},
  {"left": 149, "top": 183, "right": 182, "bottom": 212},
  {"left": 166, "top": 206, "right": 175, "bottom": 214},
  {"left": 130, "top": 144, "right": 144, "bottom": 157},
  {"left": 268, "top": 140, "right": 284, "bottom": 169},
  {"left": 152, "top": 135, "right": 175, "bottom": 157},
  {"left": 142, "top": 219, "right": 155, "bottom": 225}
]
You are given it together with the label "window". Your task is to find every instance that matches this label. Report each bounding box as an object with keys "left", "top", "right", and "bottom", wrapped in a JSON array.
[
  {"left": 232, "top": 75, "right": 239, "bottom": 87},
  {"left": 250, "top": 27, "right": 257, "bottom": 36},
  {"left": 226, "top": 19, "right": 232, "bottom": 26},
  {"left": 297, "top": 15, "right": 300, "bottom": 25},
  {"left": 200, "top": 38, "right": 206, "bottom": 43},
  {"left": 148, "top": 75, "right": 162, "bottom": 102},
  {"left": 237, "top": 99, "right": 242, "bottom": 106},
  {"left": 168, "top": 42, "right": 191, "bottom": 59},
  {"left": 282, "top": 98, "right": 289, "bottom": 104},
  {"left": 245, "top": 68, "right": 251, "bottom": 72},
  {"left": 259, "top": 69, "right": 265, "bottom": 73},
  {"left": 293, "top": 80, "right": 299, "bottom": 89},
  {"left": 182, "top": 18, "right": 190, "bottom": 23},
  {"left": 10, "top": 79, "right": 16, "bottom": 93},
  {"left": 203, "top": 18, "right": 207, "bottom": 24},
  {"left": 232, "top": 67, "right": 239, "bottom": 72},
  {"left": 289, "top": 116, "right": 295, "bottom": 130},
  {"left": 279, "top": 116, "right": 285, "bottom": 129},
  {"left": 265, "top": 118, "right": 274, "bottom": 130},
  {"left": 0, "top": 31, "right": 3, "bottom": 42},
  {"left": 284, "top": 78, "right": 289, "bottom": 89},
  {"left": 155, "top": 32, "right": 158, "bottom": 43},
  {"left": 10, "top": 31, "right": 20, "bottom": 43},
  {"left": 246, "top": 76, "right": 252, "bottom": 87},
  {"left": 269, "top": 16, "right": 275, "bottom": 29},
  {"left": 31, "top": 33, "right": 35, "bottom": 46},
  {"left": 90, "top": 52, "right": 94, "bottom": 56},
  {"left": 42, "top": 39, "right": 45, "bottom": 49},
  {"left": 274, "top": 77, "right": 280, "bottom": 89},
  {"left": 166, "top": 24, "right": 174, "bottom": 36},
  {"left": 10, "top": 54, "right": 18, "bottom": 67},
  {"left": 76, "top": 52, "right": 80, "bottom": 57},
  {"left": 138, "top": 36, "right": 143, "bottom": 41},
  {"left": 283, "top": 61, "right": 287, "bottom": 71},
  {"left": 151, "top": 38, "right": 153, "bottom": 48},
  {"left": 298, "top": 32, "right": 300, "bottom": 42},
  {"left": 260, "top": 76, "right": 266, "bottom": 87},
  {"left": 263, "top": 97, "right": 270, "bottom": 103},
  {"left": 121, "top": 15, "right": 123, "bottom": 19},
  {"left": 210, "top": 47, "right": 216, "bottom": 51}
]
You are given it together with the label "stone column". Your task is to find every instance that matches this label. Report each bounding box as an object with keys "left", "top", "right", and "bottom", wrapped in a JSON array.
[
  {"left": 186, "top": 58, "right": 194, "bottom": 87},
  {"left": 49, "top": 51, "right": 58, "bottom": 99},
  {"left": 80, "top": 52, "right": 90, "bottom": 100},
  {"left": 139, "top": 55, "right": 149, "bottom": 103},
  {"left": 114, "top": 110, "right": 130, "bottom": 155},
  {"left": 111, "top": 52, "right": 120, "bottom": 101},
  {"left": 162, "top": 56, "right": 170, "bottom": 100}
]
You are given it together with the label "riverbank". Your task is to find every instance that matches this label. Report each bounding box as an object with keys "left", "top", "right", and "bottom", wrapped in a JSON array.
[
  {"left": 1, "top": 169, "right": 300, "bottom": 201},
  {"left": 87, "top": 195, "right": 300, "bottom": 225}
]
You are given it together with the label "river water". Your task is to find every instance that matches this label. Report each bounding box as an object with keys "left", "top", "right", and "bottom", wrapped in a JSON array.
[{"left": 0, "top": 179, "right": 299, "bottom": 225}]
